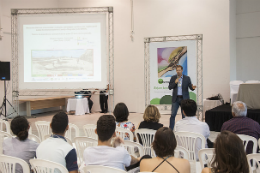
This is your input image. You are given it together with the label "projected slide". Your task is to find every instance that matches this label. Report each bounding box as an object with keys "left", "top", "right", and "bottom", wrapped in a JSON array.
[{"left": 23, "top": 23, "right": 101, "bottom": 82}]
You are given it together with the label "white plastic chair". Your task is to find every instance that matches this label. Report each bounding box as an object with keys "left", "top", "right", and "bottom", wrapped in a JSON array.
[
  {"left": 0, "top": 154, "right": 30, "bottom": 173},
  {"left": 175, "top": 131, "right": 206, "bottom": 173},
  {"left": 0, "top": 131, "right": 13, "bottom": 154},
  {"left": 230, "top": 80, "right": 243, "bottom": 104},
  {"left": 65, "top": 123, "right": 80, "bottom": 142},
  {"left": 74, "top": 136, "right": 98, "bottom": 166},
  {"left": 29, "top": 158, "right": 68, "bottom": 173},
  {"left": 122, "top": 140, "right": 144, "bottom": 158},
  {"left": 43, "top": 134, "right": 73, "bottom": 146},
  {"left": 135, "top": 129, "right": 157, "bottom": 157},
  {"left": 175, "top": 146, "right": 189, "bottom": 160},
  {"left": 247, "top": 154, "right": 260, "bottom": 173},
  {"left": 28, "top": 134, "right": 41, "bottom": 143},
  {"left": 80, "top": 165, "right": 127, "bottom": 173},
  {"left": 237, "top": 134, "right": 257, "bottom": 153},
  {"left": 35, "top": 121, "right": 51, "bottom": 142},
  {"left": 198, "top": 148, "right": 215, "bottom": 169},
  {"left": 175, "top": 131, "right": 206, "bottom": 161},
  {"left": 83, "top": 124, "right": 98, "bottom": 139},
  {"left": 245, "top": 80, "right": 260, "bottom": 83},
  {"left": 0, "top": 119, "right": 11, "bottom": 134},
  {"left": 29, "top": 126, "right": 32, "bottom": 134},
  {"left": 115, "top": 127, "right": 134, "bottom": 141}
]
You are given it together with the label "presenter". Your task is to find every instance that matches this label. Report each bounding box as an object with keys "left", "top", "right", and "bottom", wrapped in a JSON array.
[{"left": 168, "top": 65, "right": 196, "bottom": 130}]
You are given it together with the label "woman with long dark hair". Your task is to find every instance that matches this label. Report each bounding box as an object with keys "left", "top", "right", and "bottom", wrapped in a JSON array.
[
  {"left": 202, "top": 130, "right": 249, "bottom": 173},
  {"left": 114, "top": 102, "right": 135, "bottom": 140},
  {"left": 3, "top": 116, "right": 39, "bottom": 173},
  {"left": 140, "top": 127, "right": 190, "bottom": 173}
]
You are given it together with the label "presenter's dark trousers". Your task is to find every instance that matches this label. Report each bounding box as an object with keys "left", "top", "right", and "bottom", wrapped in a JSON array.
[
  {"left": 88, "top": 98, "right": 93, "bottom": 113},
  {"left": 100, "top": 95, "right": 108, "bottom": 113},
  {"left": 170, "top": 96, "right": 185, "bottom": 130}
]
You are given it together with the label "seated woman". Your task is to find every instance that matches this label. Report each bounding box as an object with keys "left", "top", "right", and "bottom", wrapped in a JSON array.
[
  {"left": 138, "top": 105, "right": 163, "bottom": 130},
  {"left": 202, "top": 131, "right": 249, "bottom": 173},
  {"left": 3, "top": 116, "right": 39, "bottom": 173},
  {"left": 140, "top": 127, "right": 190, "bottom": 173},
  {"left": 114, "top": 102, "right": 135, "bottom": 140}
]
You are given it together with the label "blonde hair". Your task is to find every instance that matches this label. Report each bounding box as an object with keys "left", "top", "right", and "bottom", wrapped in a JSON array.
[{"left": 143, "top": 105, "right": 161, "bottom": 122}]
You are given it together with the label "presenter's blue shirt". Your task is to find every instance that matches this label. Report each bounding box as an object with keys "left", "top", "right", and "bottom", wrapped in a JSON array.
[{"left": 177, "top": 75, "right": 183, "bottom": 96}]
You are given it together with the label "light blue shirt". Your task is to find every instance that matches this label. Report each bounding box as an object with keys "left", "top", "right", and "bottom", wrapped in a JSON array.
[{"left": 177, "top": 75, "right": 183, "bottom": 96}]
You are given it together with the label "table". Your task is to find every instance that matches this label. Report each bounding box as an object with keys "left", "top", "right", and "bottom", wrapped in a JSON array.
[
  {"left": 67, "top": 98, "right": 89, "bottom": 115},
  {"left": 19, "top": 96, "right": 72, "bottom": 117},
  {"left": 203, "top": 99, "right": 222, "bottom": 120},
  {"left": 237, "top": 83, "right": 260, "bottom": 109},
  {"left": 205, "top": 104, "right": 260, "bottom": 132}
]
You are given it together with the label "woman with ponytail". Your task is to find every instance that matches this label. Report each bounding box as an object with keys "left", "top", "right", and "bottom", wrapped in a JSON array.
[{"left": 3, "top": 116, "right": 39, "bottom": 173}]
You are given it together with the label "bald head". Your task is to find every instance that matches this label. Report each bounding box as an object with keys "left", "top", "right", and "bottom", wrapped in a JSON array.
[{"left": 232, "top": 101, "right": 247, "bottom": 117}]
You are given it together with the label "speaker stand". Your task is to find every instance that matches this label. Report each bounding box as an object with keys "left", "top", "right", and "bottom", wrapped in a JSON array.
[{"left": 0, "top": 80, "right": 17, "bottom": 120}]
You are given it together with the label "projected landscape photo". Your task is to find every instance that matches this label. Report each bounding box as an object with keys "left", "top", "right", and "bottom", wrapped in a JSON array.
[{"left": 31, "top": 49, "right": 94, "bottom": 78}]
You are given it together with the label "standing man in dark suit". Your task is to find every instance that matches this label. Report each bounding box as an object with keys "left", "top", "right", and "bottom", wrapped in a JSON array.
[
  {"left": 84, "top": 90, "right": 93, "bottom": 113},
  {"left": 99, "top": 84, "right": 109, "bottom": 113},
  {"left": 168, "top": 65, "right": 196, "bottom": 130}
]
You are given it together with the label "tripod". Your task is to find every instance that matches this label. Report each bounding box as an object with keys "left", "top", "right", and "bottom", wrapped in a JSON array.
[{"left": 0, "top": 80, "right": 17, "bottom": 120}]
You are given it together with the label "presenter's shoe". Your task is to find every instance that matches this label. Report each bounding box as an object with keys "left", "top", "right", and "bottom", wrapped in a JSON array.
[{"left": 100, "top": 111, "right": 105, "bottom": 113}]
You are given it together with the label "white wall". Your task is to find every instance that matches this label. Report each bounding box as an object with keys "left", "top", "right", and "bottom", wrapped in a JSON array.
[
  {"left": 0, "top": 0, "right": 231, "bottom": 113},
  {"left": 230, "top": 0, "right": 236, "bottom": 81},
  {"left": 236, "top": 0, "right": 260, "bottom": 81}
]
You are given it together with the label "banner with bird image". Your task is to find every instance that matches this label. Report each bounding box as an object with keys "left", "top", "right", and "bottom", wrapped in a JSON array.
[{"left": 149, "top": 40, "right": 197, "bottom": 105}]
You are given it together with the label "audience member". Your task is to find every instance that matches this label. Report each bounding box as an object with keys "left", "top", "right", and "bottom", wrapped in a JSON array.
[
  {"left": 114, "top": 103, "right": 135, "bottom": 140},
  {"left": 83, "top": 115, "right": 140, "bottom": 171},
  {"left": 3, "top": 116, "right": 39, "bottom": 173},
  {"left": 175, "top": 99, "right": 210, "bottom": 160},
  {"left": 221, "top": 101, "right": 260, "bottom": 154},
  {"left": 138, "top": 105, "right": 163, "bottom": 130},
  {"left": 140, "top": 127, "right": 190, "bottom": 173},
  {"left": 36, "top": 112, "right": 78, "bottom": 173},
  {"left": 202, "top": 131, "right": 249, "bottom": 173}
]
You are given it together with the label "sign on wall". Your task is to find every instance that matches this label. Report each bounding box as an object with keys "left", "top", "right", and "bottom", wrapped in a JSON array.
[{"left": 149, "top": 40, "right": 197, "bottom": 105}]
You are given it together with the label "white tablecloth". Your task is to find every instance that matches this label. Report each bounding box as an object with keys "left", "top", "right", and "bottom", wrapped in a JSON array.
[
  {"left": 67, "top": 98, "right": 89, "bottom": 115},
  {"left": 203, "top": 99, "right": 222, "bottom": 120}
]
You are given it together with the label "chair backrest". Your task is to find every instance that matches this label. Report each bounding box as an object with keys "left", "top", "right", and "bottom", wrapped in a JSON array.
[
  {"left": 0, "top": 154, "right": 30, "bottom": 173},
  {"left": 115, "top": 127, "right": 134, "bottom": 141},
  {"left": 35, "top": 121, "right": 51, "bottom": 141},
  {"left": 198, "top": 148, "right": 215, "bottom": 169},
  {"left": 43, "top": 134, "right": 73, "bottom": 146},
  {"left": 175, "top": 131, "right": 206, "bottom": 161},
  {"left": 83, "top": 124, "right": 98, "bottom": 139},
  {"left": 28, "top": 134, "right": 41, "bottom": 143},
  {"left": 247, "top": 154, "right": 260, "bottom": 173},
  {"left": 135, "top": 129, "right": 157, "bottom": 156},
  {"left": 174, "top": 146, "right": 189, "bottom": 160},
  {"left": 0, "top": 131, "right": 13, "bottom": 154},
  {"left": 245, "top": 80, "right": 260, "bottom": 84},
  {"left": 29, "top": 126, "right": 32, "bottom": 134},
  {"left": 65, "top": 123, "right": 80, "bottom": 142},
  {"left": 237, "top": 134, "right": 257, "bottom": 153},
  {"left": 29, "top": 158, "right": 68, "bottom": 173},
  {"left": 80, "top": 165, "right": 127, "bottom": 173},
  {"left": 74, "top": 137, "right": 98, "bottom": 165},
  {"left": 0, "top": 119, "right": 11, "bottom": 134},
  {"left": 122, "top": 140, "right": 144, "bottom": 158},
  {"left": 230, "top": 80, "right": 244, "bottom": 94}
]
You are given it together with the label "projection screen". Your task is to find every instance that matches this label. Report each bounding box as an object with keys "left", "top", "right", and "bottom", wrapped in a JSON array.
[{"left": 17, "top": 13, "right": 108, "bottom": 89}]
